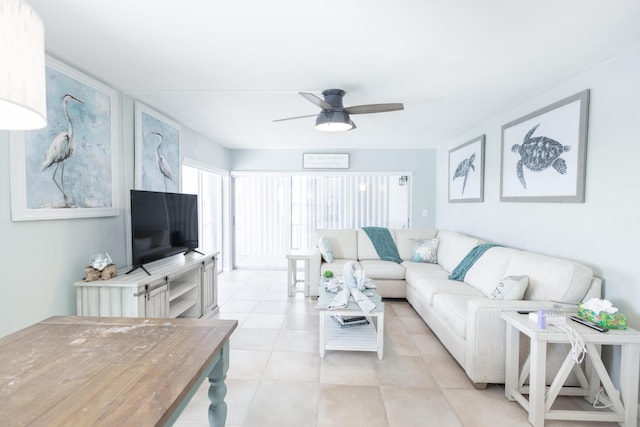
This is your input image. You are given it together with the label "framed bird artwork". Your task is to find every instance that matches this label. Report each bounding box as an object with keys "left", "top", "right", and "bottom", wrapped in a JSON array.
[
  {"left": 134, "top": 102, "right": 181, "bottom": 193},
  {"left": 9, "top": 55, "right": 119, "bottom": 221},
  {"left": 448, "top": 135, "right": 485, "bottom": 203}
]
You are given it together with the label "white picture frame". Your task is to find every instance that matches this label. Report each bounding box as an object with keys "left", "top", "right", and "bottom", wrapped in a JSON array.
[
  {"left": 134, "top": 102, "right": 182, "bottom": 192},
  {"left": 448, "top": 135, "right": 485, "bottom": 203},
  {"left": 303, "top": 153, "right": 350, "bottom": 169},
  {"left": 500, "top": 90, "right": 590, "bottom": 203},
  {"left": 9, "top": 56, "right": 119, "bottom": 221}
]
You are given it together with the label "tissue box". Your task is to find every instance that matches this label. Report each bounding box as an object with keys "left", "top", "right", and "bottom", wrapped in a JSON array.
[{"left": 578, "top": 304, "right": 627, "bottom": 330}]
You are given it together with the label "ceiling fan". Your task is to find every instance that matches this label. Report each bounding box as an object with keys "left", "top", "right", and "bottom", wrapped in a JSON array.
[{"left": 273, "top": 89, "right": 404, "bottom": 132}]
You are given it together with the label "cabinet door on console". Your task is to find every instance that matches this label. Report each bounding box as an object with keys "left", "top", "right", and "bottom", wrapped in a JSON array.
[
  {"left": 144, "top": 280, "right": 168, "bottom": 318},
  {"left": 201, "top": 256, "right": 218, "bottom": 316}
]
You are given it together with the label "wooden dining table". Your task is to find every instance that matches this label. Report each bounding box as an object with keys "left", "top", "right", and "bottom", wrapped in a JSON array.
[{"left": 0, "top": 316, "right": 237, "bottom": 426}]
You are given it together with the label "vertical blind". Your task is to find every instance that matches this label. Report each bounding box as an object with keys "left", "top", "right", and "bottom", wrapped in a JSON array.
[{"left": 234, "top": 174, "right": 408, "bottom": 265}]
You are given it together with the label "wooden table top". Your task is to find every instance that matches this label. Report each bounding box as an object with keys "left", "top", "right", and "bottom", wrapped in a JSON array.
[{"left": 0, "top": 316, "right": 237, "bottom": 426}]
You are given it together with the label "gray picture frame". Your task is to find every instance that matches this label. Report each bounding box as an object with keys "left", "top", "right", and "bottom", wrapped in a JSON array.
[
  {"left": 500, "top": 90, "right": 589, "bottom": 203},
  {"left": 134, "top": 102, "right": 182, "bottom": 192},
  {"left": 9, "top": 56, "right": 119, "bottom": 221},
  {"left": 448, "top": 135, "right": 485, "bottom": 203}
]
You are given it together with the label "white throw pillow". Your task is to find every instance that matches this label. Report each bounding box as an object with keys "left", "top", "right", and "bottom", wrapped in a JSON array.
[
  {"left": 489, "top": 275, "right": 529, "bottom": 300},
  {"left": 318, "top": 236, "right": 334, "bottom": 263},
  {"left": 410, "top": 238, "right": 439, "bottom": 263}
]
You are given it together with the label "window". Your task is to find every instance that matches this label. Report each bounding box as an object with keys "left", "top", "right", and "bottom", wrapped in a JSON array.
[{"left": 233, "top": 173, "right": 410, "bottom": 268}]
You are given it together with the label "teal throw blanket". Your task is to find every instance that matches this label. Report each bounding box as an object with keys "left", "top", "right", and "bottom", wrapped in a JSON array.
[
  {"left": 362, "top": 227, "right": 403, "bottom": 263},
  {"left": 449, "top": 243, "right": 500, "bottom": 281}
]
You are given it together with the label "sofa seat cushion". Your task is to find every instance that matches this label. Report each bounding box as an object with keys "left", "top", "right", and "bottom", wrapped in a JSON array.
[
  {"left": 408, "top": 276, "right": 484, "bottom": 306},
  {"left": 320, "top": 259, "right": 361, "bottom": 278},
  {"left": 503, "top": 251, "right": 593, "bottom": 304},
  {"left": 432, "top": 293, "right": 482, "bottom": 340},
  {"left": 359, "top": 260, "right": 405, "bottom": 280},
  {"left": 403, "top": 261, "right": 450, "bottom": 279}
]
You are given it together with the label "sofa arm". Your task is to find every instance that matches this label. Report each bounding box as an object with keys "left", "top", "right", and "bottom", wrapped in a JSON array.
[
  {"left": 308, "top": 249, "right": 323, "bottom": 296},
  {"left": 464, "top": 299, "right": 563, "bottom": 384}
]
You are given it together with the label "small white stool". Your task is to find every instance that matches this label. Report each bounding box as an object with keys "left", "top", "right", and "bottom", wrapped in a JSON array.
[{"left": 285, "top": 249, "right": 314, "bottom": 296}]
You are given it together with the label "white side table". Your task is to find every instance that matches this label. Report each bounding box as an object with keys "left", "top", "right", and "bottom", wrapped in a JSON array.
[
  {"left": 501, "top": 311, "right": 640, "bottom": 427},
  {"left": 285, "top": 249, "right": 314, "bottom": 296}
]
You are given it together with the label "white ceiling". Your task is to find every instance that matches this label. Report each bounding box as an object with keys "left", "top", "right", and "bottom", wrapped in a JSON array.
[{"left": 28, "top": 0, "right": 640, "bottom": 150}]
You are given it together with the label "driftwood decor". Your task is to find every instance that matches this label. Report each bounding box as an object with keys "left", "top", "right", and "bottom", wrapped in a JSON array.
[{"left": 84, "top": 264, "right": 117, "bottom": 282}]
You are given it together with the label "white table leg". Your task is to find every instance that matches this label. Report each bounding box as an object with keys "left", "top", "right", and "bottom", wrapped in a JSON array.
[
  {"left": 287, "top": 258, "right": 295, "bottom": 297},
  {"left": 377, "top": 313, "right": 384, "bottom": 360},
  {"left": 620, "top": 343, "right": 640, "bottom": 426},
  {"left": 529, "top": 338, "right": 547, "bottom": 427},
  {"left": 504, "top": 323, "right": 519, "bottom": 401},
  {"left": 319, "top": 311, "right": 326, "bottom": 358},
  {"left": 303, "top": 258, "right": 310, "bottom": 296},
  {"left": 208, "top": 342, "right": 230, "bottom": 427}
]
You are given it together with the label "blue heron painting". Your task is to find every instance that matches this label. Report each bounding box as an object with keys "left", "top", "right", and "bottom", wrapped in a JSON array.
[{"left": 24, "top": 64, "right": 113, "bottom": 210}]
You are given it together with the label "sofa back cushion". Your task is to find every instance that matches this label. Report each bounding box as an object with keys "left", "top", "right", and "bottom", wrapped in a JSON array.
[
  {"left": 464, "top": 246, "right": 518, "bottom": 296},
  {"left": 395, "top": 229, "right": 439, "bottom": 261},
  {"left": 315, "top": 229, "right": 358, "bottom": 260},
  {"left": 357, "top": 228, "right": 397, "bottom": 260},
  {"left": 436, "top": 230, "right": 483, "bottom": 273},
  {"left": 502, "top": 251, "right": 593, "bottom": 304}
]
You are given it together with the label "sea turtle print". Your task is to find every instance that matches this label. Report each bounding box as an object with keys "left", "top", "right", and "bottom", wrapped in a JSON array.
[
  {"left": 511, "top": 124, "right": 570, "bottom": 189},
  {"left": 452, "top": 153, "right": 475, "bottom": 195}
]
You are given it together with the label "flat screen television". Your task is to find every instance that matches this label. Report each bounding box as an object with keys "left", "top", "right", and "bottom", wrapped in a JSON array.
[{"left": 129, "top": 190, "right": 199, "bottom": 274}]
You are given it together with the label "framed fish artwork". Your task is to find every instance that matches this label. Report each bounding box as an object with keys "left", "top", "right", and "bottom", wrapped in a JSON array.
[
  {"left": 500, "top": 90, "right": 589, "bottom": 202},
  {"left": 9, "top": 56, "right": 119, "bottom": 221},
  {"left": 134, "top": 102, "right": 181, "bottom": 192},
  {"left": 448, "top": 135, "right": 485, "bottom": 203}
]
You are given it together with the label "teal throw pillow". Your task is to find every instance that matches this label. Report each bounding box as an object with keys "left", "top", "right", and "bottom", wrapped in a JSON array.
[{"left": 319, "top": 237, "right": 334, "bottom": 263}]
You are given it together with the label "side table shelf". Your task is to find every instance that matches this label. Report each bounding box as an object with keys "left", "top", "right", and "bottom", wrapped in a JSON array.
[{"left": 323, "top": 316, "right": 378, "bottom": 351}]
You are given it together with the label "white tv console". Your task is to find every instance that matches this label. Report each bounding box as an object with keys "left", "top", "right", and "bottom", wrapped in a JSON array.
[{"left": 74, "top": 251, "right": 219, "bottom": 319}]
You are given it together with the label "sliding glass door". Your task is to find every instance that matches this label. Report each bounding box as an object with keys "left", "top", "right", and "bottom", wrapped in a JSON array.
[
  {"left": 233, "top": 173, "right": 410, "bottom": 269},
  {"left": 182, "top": 164, "right": 224, "bottom": 270}
]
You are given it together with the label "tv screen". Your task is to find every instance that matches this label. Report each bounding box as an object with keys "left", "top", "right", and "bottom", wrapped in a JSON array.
[{"left": 130, "top": 190, "right": 199, "bottom": 267}]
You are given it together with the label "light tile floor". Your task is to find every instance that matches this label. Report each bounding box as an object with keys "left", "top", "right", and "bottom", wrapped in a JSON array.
[{"left": 175, "top": 270, "right": 622, "bottom": 427}]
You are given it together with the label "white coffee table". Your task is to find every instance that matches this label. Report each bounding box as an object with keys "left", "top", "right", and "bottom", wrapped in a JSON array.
[{"left": 315, "top": 286, "right": 385, "bottom": 359}]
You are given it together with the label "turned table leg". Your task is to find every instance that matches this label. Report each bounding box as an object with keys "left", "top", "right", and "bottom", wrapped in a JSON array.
[{"left": 208, "top": 342, "right": 230, "bottom": 427}]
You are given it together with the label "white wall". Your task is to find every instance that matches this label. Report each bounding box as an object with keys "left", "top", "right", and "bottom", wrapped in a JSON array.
[
  {"left": 436, "top": 45, "right": 640, "bottom": 406},
  {"left": 0, "top": 82, "right": 230, "bottom": 337},
  {"left": 436, "top": 45, "right": 640, "bottom": 324},
  {"left": 231, "top": 148, "right": 437, "bottom": 229}
]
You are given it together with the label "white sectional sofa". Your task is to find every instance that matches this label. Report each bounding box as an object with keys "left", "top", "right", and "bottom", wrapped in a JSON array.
[{"left": 309, "top": 228, "right": 601, "bottom": 387}]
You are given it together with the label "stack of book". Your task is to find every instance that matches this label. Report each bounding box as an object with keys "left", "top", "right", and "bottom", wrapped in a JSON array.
[{"left": 331, "top": 315, "right": 370, "bottom": 328}]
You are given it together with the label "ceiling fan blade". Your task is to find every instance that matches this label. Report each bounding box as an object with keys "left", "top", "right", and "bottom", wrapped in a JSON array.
[
  {"left": 299, "top": 92, "right": 333, "bottom": 110},
  {"left": 344, "top": 103, "right": 404, "bottom": 115},
  {"left": 272, "top": 114, "right": 318, "bottom": 122}
]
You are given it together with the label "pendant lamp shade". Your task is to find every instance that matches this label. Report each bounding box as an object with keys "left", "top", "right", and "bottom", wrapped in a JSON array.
[{"left": 0, "top": 0, "right": 47, "bottom": 130}]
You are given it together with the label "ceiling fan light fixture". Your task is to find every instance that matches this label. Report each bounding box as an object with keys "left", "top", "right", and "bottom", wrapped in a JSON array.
[{"left": 315, "top": 110, "right": 354, "bottom": 132}]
